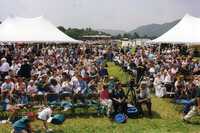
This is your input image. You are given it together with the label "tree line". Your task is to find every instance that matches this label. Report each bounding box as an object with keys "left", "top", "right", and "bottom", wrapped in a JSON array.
[{"left": 57, "top": 26, "right": 154, "bottom": 40}]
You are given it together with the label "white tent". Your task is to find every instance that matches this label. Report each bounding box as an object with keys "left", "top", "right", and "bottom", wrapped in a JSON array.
[
  {"left": 151, "top": 14, "right": 200, "bottom": 45},
  {"left": 0, "top": 16, "right": 81, "bottom": 44}
]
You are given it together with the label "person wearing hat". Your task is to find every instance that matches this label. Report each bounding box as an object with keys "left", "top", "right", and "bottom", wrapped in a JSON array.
[
  {"left": 12, "top": 112, "right": 36, "bottom": 133},
  {"left": 0, "top": 57, "right": 10, "bottom": 80},
  {"left": 136, "top": 81, "right": 152, "bottom": 116}
]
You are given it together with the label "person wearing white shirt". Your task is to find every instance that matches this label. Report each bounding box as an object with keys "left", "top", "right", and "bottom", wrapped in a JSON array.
[
  {"left": 70, "top": 75, "right": 81, "bottom": 94},
  {"left": 1, "top": 76, "right": 15, "bottom": 98},
  {"left": 154, "top": 74, "right": 166, "bottom": 97},
  {"left": 0, "top": 58, "right": 10, "bottom": 79},
  {"left": 49, "top": 79, "right": 62, "bottom": 94},
  {"left": 37, "top": 107, "right": 53, "bottom": 132}
]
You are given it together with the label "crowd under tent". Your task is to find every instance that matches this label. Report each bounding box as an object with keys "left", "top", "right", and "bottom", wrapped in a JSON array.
[{"left": 0, "top": 16, "right": 81, "bottom": 45}]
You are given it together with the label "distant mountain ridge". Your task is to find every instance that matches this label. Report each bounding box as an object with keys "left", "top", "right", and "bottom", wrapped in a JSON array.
[
  {"left": 98, "top": 19, "right": 180, "bottom": 38},
  {"left": 128, "top": 19, "right": 180, "bottom": 38}
]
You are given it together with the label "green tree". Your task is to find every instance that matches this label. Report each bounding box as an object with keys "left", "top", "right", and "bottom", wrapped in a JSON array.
[
  {"left": 57, "top": 26, "right": 66, "bottom": 33},
  {"left": 133, "top": 32, "right": 140, "bottom": 39}
]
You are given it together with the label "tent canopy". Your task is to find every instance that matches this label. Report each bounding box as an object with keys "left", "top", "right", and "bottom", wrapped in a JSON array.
[
  {"left": 0, "top": 16, "right": 81, "bottom": 44},
  {"left": 151, "top": 14, "right": 200, "bottom": 45}
]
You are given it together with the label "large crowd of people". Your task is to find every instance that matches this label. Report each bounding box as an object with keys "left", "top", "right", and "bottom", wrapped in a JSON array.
[
  {"left": 113, "top": 45, "right": 200, "bottom": 121},
  {"left": 0, "top": 44, "right": 200, "bottom": 132}
]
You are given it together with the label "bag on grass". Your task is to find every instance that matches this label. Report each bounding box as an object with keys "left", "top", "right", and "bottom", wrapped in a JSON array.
[
  {"left": 114, "top": 113, "right": 126, "bottom": 124},
  {"left": 49, "top": 114, "right": 65, "bottom": 124},
  {"left": 127, "top": 106, "right": 139, "bottom": 118}
]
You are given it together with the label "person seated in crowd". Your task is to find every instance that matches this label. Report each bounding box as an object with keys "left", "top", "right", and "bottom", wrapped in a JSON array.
[
  {"left": 99, "top": 84, "right": 112, "bottom": 116},
  {"left": 175, "top": 76, "right": 186, "bottom": 99},
  {"left": 154, "top": 73, "right": 166, "bottom": 97},
  {"left": 88, "top": 65, "right": 98, "bottom": 79},
  {"left": 12, "top": 112, "right": 36, "bottom": 133},
  {"left": 61, "top": 73, "right": 73, "bottom": 94},
  {"left": 164, "top": 70, "right": 173, "bottom": 93},
  {"left": 111, "top": 82, "right": 127, "bottom": 115},
  {"left": 185, "top": 78, "right": 197, "bottom": 99},
  {"left": 179, "top": 64, "right": 190, "bottom": 77},
  {"left": 192, "top": 59, "right": 200, "bottom": 75},
  {"left": 1, "top": 76, "right": 15, "bottom": 100},
  {"left": 70, "top": 74, "right": 86, "bottom": 103},
  {"left": 79, "top": 76, "right": 89, "bottom": 95},
  {"left": 0, "top": 58, "right": 10, "bottom": 80},
  {"left": 48, "top": 78, "right": 62, "bottom": 94},
  {"left": 136, "top": 81, "right": 152, "bottom": 116},
  {"left": 70, "top": 73, "right": 81, "bottom": 94},
  {"left": 15, "top": 77, "right": 28, "bottom": 105},
  {"left": 17, "top": 58, "right": 32, "bottom": 79},
  {"left": 27, "top": 80, "right": 37, "bottom": 98},
  {"left": 98, "top": 65, "right": 108, "bottom": 79},
  {"left": 36, "top": 74, "right": 49, "bottom": 94},
  {"left": 193, "top": 76, "right": 200, "bottom": 87}
]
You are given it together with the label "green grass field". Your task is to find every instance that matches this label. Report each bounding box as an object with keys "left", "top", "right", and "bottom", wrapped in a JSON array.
[{"left": 0, "top": 62, "right": 200, "bottom": 133}]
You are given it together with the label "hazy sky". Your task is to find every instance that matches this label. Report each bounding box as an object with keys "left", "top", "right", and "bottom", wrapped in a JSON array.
[{"left": 0, "top": 0, "right": 199, "bottom": 31}]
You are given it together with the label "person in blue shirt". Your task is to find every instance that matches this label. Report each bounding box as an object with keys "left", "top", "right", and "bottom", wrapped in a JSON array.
[
  {"left": 99, "top": 65, "right": 108, "bottom": 78},
  {"left": 12, "top": 112, "right": 35, "bottom": 133}
]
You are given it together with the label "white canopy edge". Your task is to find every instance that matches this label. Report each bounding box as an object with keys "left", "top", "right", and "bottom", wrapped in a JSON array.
[
  {"left": 0, "top": 16, "right": 82, "bottom": 44},
  {"left": 148, "top": 14, "right": 200, "bottom": 45}
]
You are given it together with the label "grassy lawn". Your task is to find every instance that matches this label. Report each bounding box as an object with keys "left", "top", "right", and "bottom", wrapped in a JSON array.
[{"left": 0, "top": 62, "right": 200, "bottom": 133}]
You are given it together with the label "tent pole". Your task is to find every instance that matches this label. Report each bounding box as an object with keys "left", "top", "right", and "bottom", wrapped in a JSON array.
[{"left": 159, "top": 43, "right": 161, "bottom": 54}]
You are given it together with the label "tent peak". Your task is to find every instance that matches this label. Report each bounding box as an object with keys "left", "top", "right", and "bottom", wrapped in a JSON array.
[{"left": 0, "top": 16, "right": 81, "bottom": 44}]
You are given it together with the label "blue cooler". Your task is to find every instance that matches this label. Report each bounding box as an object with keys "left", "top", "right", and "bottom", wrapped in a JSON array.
[
  {"left": 114, "top": 113, "right": 126, "bottom": 123},
  {"left": 127, "top": 106, "right": 138, "bottom": 118}
]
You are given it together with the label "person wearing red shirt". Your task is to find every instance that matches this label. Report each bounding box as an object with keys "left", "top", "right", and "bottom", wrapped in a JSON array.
[{"left": 99, "top": 84, "right": 112, "bottom": 116}]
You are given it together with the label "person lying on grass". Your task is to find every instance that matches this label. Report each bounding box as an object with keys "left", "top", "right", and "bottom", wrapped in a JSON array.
[{"left": 11, "top": 112, "right": 35, "bottom": 133}]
